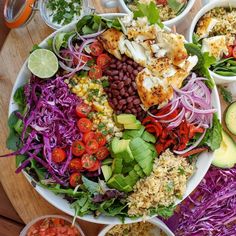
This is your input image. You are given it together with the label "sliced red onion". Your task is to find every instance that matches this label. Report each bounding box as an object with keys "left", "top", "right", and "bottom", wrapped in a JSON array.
[
  {"left": 168, "top": 108, "right": 186, "bottom": 129},
  {"left": 59, "top": 61, "right": 75, "bottom": 72},
  {"left": 160, "top": 107, "right": 185, "bottom": 123},
  {"left": 174, "top": 130, "right": 206, "bottom": 155}
]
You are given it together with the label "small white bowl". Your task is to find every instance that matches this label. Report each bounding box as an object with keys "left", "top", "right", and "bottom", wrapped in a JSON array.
[
  {"left": 98, "top": 218, "right": 175, "bottom": 236},
  {"left": 188, "top": 0, "right": 236, "bottom": 84},
  {"left": 101, "top": 0, "right": 196, "bottom": 27},
  {"left": 19, "top": 215, "right": 85, "bottom": 236}
]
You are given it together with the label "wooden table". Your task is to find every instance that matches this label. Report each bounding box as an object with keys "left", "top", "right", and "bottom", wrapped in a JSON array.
[{"left": 0, "top": 1, "right": 232, "bottom": 235}]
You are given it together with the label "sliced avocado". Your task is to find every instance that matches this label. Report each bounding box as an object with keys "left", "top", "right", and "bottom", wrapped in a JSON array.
[
  {"left": 212, "top": 130, "right": 236, "bottom": 168},
  {"left": 108, "top": 174, "right": 133, "bottom": 192},
  {"left": 134, "top": 164, "right": 145, "bottom": 177},
  {"left": 113, "top": 114, "right": 124, "bottom": 129},
  {"left": 107, "top": 175, "right": 123, "bottom": 191},
  {"left": 112, "top": 158, "right": 123, "bottom": 174},
  {"left": 111, "top": 137, "right": 120, "bottom": 154},
  {"left": 122, "top": 164, "right": 135, "bottom": 174},
  {"left": 102, "top": 158, "right": 113, "bottom": 165},
  {"left": 123, "top": 126, "right": 145, "bottom": 139},
  {"left": 124, "top": 120, "right": 142, "bottom": 130},
  {"left": 146, "top": 143, "right": 157, "bottom": 155},
  {"left": 122, "top": 185, "right": 133, "bottom": 192},
  {"left": 138, "top": 157, "right": 153, "bottom": 176},
  {"left": 225, "top": 101, "right": 236, "bottom": 135},
  {"left": 129, "top": 137, "right": 150, "bottom": 154},
  {"left": 101, "top": 165, "right": 112, "bottom": 181},
  {"left": 115, "top": 140, "right": 134, "bottom": 163},
  {"left": 129, "top": 169, "right": 139, "bottom": 180},
  {"left": 117, "top": 114, "right": 137, "bottom": 125},
  {"left": 133, "top": 149, "right": 153, "bottom": 163},
  {"left": 125, "top": 175, "right": 138, "bottom": 187},
  {"left": 142, "top": 131, "right": 156, "bottom": 143}
]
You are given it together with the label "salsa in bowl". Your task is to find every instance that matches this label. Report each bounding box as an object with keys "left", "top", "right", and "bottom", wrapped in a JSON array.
[{"left": 4, "top": 6, "right": 221, "bottom": 224}]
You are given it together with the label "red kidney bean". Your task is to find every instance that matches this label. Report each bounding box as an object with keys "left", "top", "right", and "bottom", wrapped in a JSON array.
[
  {"left": 111, "top": 84, "right": 117, "bottom": 89},
  {"left": 112, "top": 98, "right": 118, "bottom": 106},
  {"left": 133, "top": 70, "right": 139, "bottom": 76},
  {"left": 117, "top": 104, "right": 123, "bottom": 110},
  {"left": 127, "top": 103, "right": 133, "bottom": 109},
  {"left": 132, "top": 82, "right": 137, "bottom": 89},
  {"left": 112, "top": 90, "right": 119, "bottom": 96},
  {"left": 127, "top": 97, "right": 133, "bottom": 103},
  {"left": 117, "top": 81, "right": 124, "bottom": 89},
  {"left": 120, "top": 88, "right": 125, "bottom": 96},
  {"left": 119, "top": 71, "right": 124, "bottom": 79},
  {"left": 119, "top": 99, "right": 126, "bottom": 105},
  {"left": 133, "top": 98, "right": 141, "bottom": 105},
  {"left": 127, "top": 65, "right": 133, "bottom": 73},
  {"left": 111, "top": 70, "right": 119, "bottom": 76},
  {"left": 114, "top": 76, "right": 119, "bottom": 80},
  {"left": 110, "top": 64, "right": 116, "bottom": 68},
  {"left": 117, "top": 63, "right": 123, "bottom": 70},
  {"left": 124, "top": 93, "right": 129, "bottom": 97}
]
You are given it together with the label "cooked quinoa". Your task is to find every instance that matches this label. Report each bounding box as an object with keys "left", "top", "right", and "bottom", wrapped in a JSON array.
[
  {"left": 105, "top": 222, "right": 166, "bottom": 236},
  {"left": 196, "top": 7, "right": 236, "bottom": 38},
  {"left": 127, "top": 149, "right": 195, "bottom": 216},
  {"left": 127, "top": 0, "right": 187, "bottom": 21}
]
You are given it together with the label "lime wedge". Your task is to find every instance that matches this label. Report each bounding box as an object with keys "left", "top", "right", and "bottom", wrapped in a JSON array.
[{"left": 28, "top": 49, "right": 59, "bottom": 79}]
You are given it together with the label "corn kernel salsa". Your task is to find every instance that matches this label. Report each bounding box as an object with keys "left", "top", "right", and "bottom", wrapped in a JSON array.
[{"left": 26, "top": 217, "right": 81, "bottom": 236}]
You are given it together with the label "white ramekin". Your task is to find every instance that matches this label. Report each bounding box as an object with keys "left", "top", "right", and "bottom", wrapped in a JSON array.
[
  {"left": 102, "top": 0, "right": 196, "bottom": 27},
  {"left": 188, "top": 0, "right": 236, "bottom": 84}
]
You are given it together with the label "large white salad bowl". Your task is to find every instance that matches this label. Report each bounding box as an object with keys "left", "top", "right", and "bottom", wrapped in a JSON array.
[{"left": 9, "top": 13, "right": 221, "bottom": 224}]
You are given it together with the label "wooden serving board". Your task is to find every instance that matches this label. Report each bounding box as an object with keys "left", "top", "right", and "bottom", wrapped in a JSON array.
[{"left": 0, "top": 1, "right": 234, "bottom": 235}]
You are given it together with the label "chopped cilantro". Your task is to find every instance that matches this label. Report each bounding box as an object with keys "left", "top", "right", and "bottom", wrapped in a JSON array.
[
  {"left": 98, "top": 123, "right": 106, "bottom": 130},
  {"left": 166, "top": 181, "right": 174, "bottom": 192},
  {"left": 102, "top": 80, "right": 109, "bottom": 88},
  {"left": 178, "top": 166, "right": 185, "bottom": 175}
]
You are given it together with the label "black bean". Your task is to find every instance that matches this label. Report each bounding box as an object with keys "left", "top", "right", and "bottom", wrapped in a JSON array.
[{"left": 117, "top": 81, "right": 124, "bottom": 89}]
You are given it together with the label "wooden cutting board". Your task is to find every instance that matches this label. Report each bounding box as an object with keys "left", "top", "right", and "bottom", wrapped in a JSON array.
[{"left": 0, "top": 1, "right": 232, "bottom": 235}]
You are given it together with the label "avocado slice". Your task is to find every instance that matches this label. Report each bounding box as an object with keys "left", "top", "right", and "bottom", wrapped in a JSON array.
[
  {"left": 129, "top": 137, "right": 150, "bottom": 154},
  {"left": 212, "top": 130, "right": 236, "bottom": 168},
  {"left": 123, "top": 126, "right": 145, "bottom": 139},
  {"left": 138, "top": 157, "right": 154, "bottom": 176},
  {"left": 125, "top": 174, "right": 138, "bottom": 187},
  {"left": 142, "top": 131, "right": 156, "bottom": 143},
  {"left": 108, "top": 174, "right": 133, "bottom": 192},
  {"left": 117, "top": 114, "right": 137, "bottom": 125},
  {"left": 134, "top": 164, "right": 145, "bottom": 177},
  {"left": 102, "top": 158, "right": 113, "bottom": 165},
  {"left": 101, "top": 165, "right": 112, "bottom": 181},
  {"left": 115, "top": 140, "right": 134, "bottom": 163},
  {"left": 112, "top": 158, "right": 123, "bottom": 174},
  {"left": 122, "top": 164, "right": 135, "bottom": 174},
  {"left": 111, "top": 137, "right": 121, "bottom": 154},
  {"left": 124, "top": 120, "right": 142, "bottom": 130},
  {"left": 133, "top": 149, "right": 153, "bottom": 163}
]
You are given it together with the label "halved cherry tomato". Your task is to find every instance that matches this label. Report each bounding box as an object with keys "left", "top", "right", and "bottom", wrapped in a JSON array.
[
  {"left": 73, "top": 54, "right": 91, "bottom": 66},
  {"left": 156, "top": 0, "right": 167, "bottom": 5},
  {"left": 81, "top": 154, "right": 97, "bottom": 169},
  {"left": 97, "top": 54, "right": 112, "bottom": 69},
  {"left": 233, "top": 46, "right": 236, "bottom": 59},
  {"left": 77, "top": 118, "right": 92, "bottom": 133},
  {"left": 69, "top": 158, "right": 83, "bottom": 171},
  {"left": 88, "top": 159, "right": 100, "bottom": 171},
  {"left": 76, "top": 103, "right": 91, "bottom": 118},
  {"left": 96, "top": 146, "right": 109, "bottom": 160},
  {"left": 69, "top": 173, "right": 81, "bottom": 187},
  {"left": 226, "top": 46, "right": 234, "bottom": 58},
  {"left": 155, "top": 143, "right": 164, "bottom": 154},
  {"left": 72, "top": 140, "right": 85, "bottom": 156},
  {"left": 83, "top": 131, "right": 95, "bottom": 143},
  {"left": 86, "top": 139, "right": 99, "bottom": 154},
  {"left": 52, "top": 148, "right": 66, "bottom": 163},
  {"left": 88, "top": 65, "right": 102, "bottom": 79},
  {"left": 89, "top": 41, "right": 104, "bottom": 56},
  {"left": 94, "top": 132, "right": 106, "bottom": 146}
]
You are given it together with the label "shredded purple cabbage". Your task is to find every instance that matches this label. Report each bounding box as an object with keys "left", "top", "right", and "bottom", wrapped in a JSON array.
[
  {"left": 165, "top": 165, "right": 236, "bottom": 236},
  {"left": 15, "top": 76, "right": 82, "bottom": 185}
]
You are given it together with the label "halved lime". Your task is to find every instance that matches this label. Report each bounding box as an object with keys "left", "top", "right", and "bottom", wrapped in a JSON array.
[{"left": 28, "top": 49, "right": 59, "bottom": 79}]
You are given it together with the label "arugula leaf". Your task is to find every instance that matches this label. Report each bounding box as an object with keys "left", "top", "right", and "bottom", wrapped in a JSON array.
[
  {"left": 13, "top": 86, "right": 26, "bottom": 109},
  {"left": 150, "top": 205, "right": 175, "bottom": 218},
  {"left": 6, "top": 129, "right": 21, "bottom": 151},
  {"left": 104, "top": 18, "right": 122, "bottom": 31},
  {"left": 201, "top": 114, "right": 222, "bottom": 151},
  {"left": 168, "top": 0, "right": 185, "bottom": 13},
  {"left": 219, "top": 86, "right": 233, "bottom": 104},
  {"left": 16, "top": 155, "right": 26, "bottom": 168},
  {"left": 54, "top": 32, "right": 73, "bottom": 51},
  {"left": 29, "top": 159, "right": 47, "bottom": 181},
  {"left": 82, "top": 176, "right": 101, "bottom": 194},
  {"left": 133, "top": 2, "right": 164, "bottom": 28},
  {"left": 8, "top": 112, "right": 19, "bottom": 129},
  {"left": 184, "top": 43, "right": 216, "bottom": 88}
]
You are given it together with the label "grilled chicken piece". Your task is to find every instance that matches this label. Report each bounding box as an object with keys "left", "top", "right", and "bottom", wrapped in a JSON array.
[
  {"left": 98, "top": 28, "right": 125, "bottom": 60},
  {"left": 196, "top": 16, "right": 218, "bottom": 39}
]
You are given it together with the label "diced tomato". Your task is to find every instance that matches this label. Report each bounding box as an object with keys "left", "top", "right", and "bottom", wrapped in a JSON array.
[
  {"left": 181, "top": 147, "right": 208, "bottom": 157},
  {"left": 72, "top": 140, "right": 85, "bottom": 156},
  {"left": 73, "top": 54, "right": 90, "bottom": 66},
  {"left": 233, "top": 46, "right": 236, "bottom": 59},
  {"left": 156, "top": 0, "right": 167, "bottom": 5},
  {"left": 69, "top": 158, "right": 83, "bottom": 171},
  {"left": 77, "top": 118, "right": 92, "bottom": 133},
  {"left": 88, "top": 65, "right": 102, "bottom": 79},
  {"left": 155, "top": 143, "right": 164, "bottom": 154},
  {"left": 88, "top": 159, "right": 100, "bottom": 171},
  {"left": 85, "top": 139, "right": 99, "bottom": 154},
  {"left": 145, "top": 123, "right": 162, "bottom": 137},
  {"left": 226, "top": 45, "right": 234, "bottom": 58},
  {"left": 96, "top": 146, "right": 110, "bottom": 160},
  {"left": 142, "top": 116, "right": 157, "bottom": 125},
  {"left": 188, "top": 124, "right": 205, "bottom": 139},
  {"left": 83, "top": 131, "right": 95, "bottom": 143},
  {"left": 81, "top": 154, "right": 97, "bottom": 169},
  {"left": 97, "top": 54, "right": 112, "bottom": 69},
  {"left": 75, "top": 103, "right": 91, "bottom": 118},
  {"left": 69, "top": 173, "right": 81, "bottom": 187},
  {"left": 52, "top": 148, "right": 66, "bottom": 163},
  {"left": 89, "top": 41, "right": 104, "bottom": 56},
  {"left": 94, "top": 132, "right": 106, "bottom": 146}
]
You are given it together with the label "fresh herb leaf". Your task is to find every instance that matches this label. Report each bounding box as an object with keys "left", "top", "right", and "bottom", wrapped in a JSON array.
[
  {"left": 168, "top": 0, "right": 185, "bottom": 13},
  {"left": 166, "top": 181, "right": 174, "bottom": 192},
  {"left": 98, "top": 122, "right": 106, "bottom": 130},
  {"left": 150, "top": 205, "right": 175, "bottom": 218},
  {"left": 8, "top": 112, "right": 19, "bottom": 129},
  {"left": 133, "top": 2, "right": 164, "bottom": 28},
  {"left": 219, "top": 86, "right": 233, "bottom": 103},
  {"left": 13, "top": 86, "right": 26, "bottom": 109},
  {"left": 29, "top": 159, "right": 47, "bottom": 181},
  {"left": 6, "top": 129, "right": 21, "bottom": 151},
  {"left": 178, "top": 166, "right": 185, "bottom": 175},
  {"left": 192, "top": 33, "right": 201, "bottom": 47},
  {"left": 102, "top": 80, "right": 109, "bottom": 88},
  {"left": 16, "top": 155, "right": 27, "bottom": 168},
  {"left": 82, "top": 176, "right": 101, "bottom": 194},
  {"left": 104, "top": 18, "right": 122, "bottom": 31}
]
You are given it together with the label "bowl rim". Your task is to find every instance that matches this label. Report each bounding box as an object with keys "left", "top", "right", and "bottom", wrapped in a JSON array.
[
  {"left": 19, "top": 214, "right": 85, "bottom": 236},
  {"left": 188, "top": 0, "right": 236, "bottom": 83},
  {"left": 9, "top": 12, "right": 221, "bottom": 225},
  {"left": 116, "top": 0, "right": 196, "bottom": 26}
]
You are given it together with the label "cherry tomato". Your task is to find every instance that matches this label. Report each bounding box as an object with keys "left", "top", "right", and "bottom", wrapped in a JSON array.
[
  {"left": 89, "top": 41, "right": 104, "bottom": 56},
  {"left": 83, "top": 131, "right": 95, "bottom": 143},
  {"left": 233, "top": 46, "right": 236, "bottom": 59},
  {"left": 88, "top": 159, "right": 100, "bottom": 172},
  {"left": 69, "top": 158, "right": 83, "bottom": 171},
  {"left": 94, "top": 132, "right": 106, "bottom": 146},
  {"left": 227, "top": 46, "right": 234, "bottom": 58},
  {"left": 86, "top": 139, "right": 99, "bottom": 154},
  {"left": 73, "top": 54, "right": 90, "bottom": 66},
  {"left": 156, "top": 0, "right": 167, "bottom": 5},
  {"left": 81, "top": 154, "right": 97, "bottom": 169},
  {"left": 96, "top": 146, "right": 110, "bottom": 160},
  {"left": 69, "top": 173, "right": 81, "bottom": 187},
  {"left": 76, "top": 103, "right": 91, "bottom": 118},
  {"left": 72, "top": 140, "right": 85, "bottom": 156},
  {"left": 89, "top": 65, "right": 103, "bottom": 79},
  {"left": 77, "top": 118, "right": 92, "bottom": 133},
  {"left": 52, "top": 148, "right": 66, "bottom": 163},
  {"left": 97, "top": 54, "right": 112, "bottom": 69}
]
